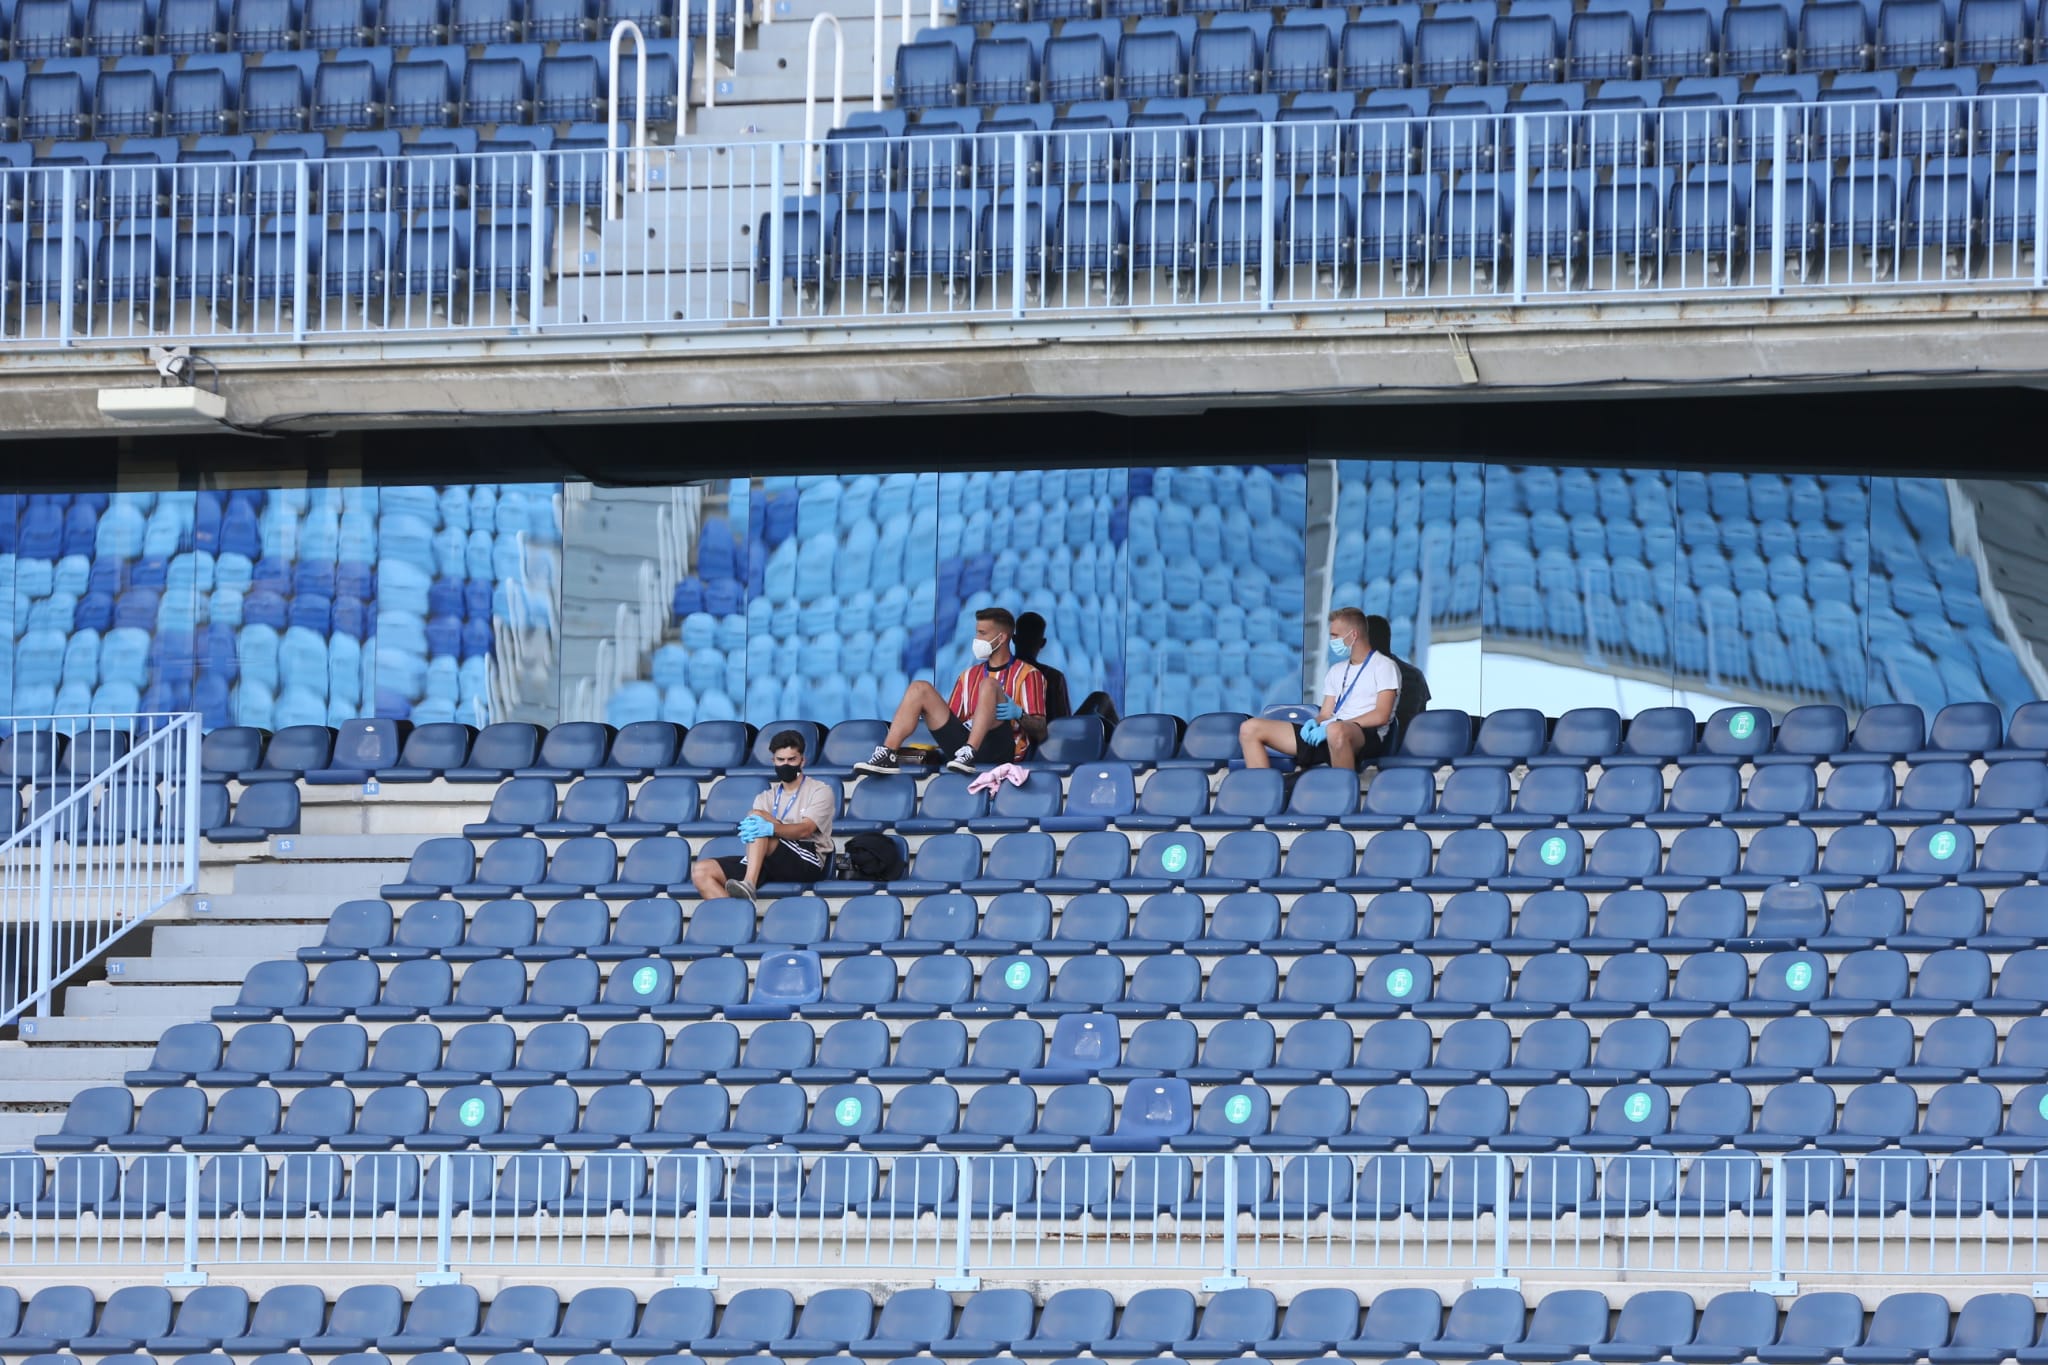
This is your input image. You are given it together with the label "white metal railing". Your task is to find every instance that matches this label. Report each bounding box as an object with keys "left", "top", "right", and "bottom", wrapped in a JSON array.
[
  {"left": 5, "top": 91, "right": 2045, "bottom": 350},
  {"left": 0, "top": 713, "right": 200, "bottom": 1025},
  {"left": 5, "top": 1147, "right": 2046, "bottom": 1292}
]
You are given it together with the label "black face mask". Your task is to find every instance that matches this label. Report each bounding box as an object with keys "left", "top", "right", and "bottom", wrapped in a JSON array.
[{"left": 773, "top": 763, "right": 802, "bottom": 784}]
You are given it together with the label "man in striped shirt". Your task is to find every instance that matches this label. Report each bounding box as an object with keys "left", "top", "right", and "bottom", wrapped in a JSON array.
[{"left": 857, "top": 607, "right": 1049, "bottom": 777}]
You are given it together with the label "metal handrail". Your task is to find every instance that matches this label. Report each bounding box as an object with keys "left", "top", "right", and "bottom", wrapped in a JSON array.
[
  {"left": 606, "top": 18, "right": 651, "bottom": 221},
  {"left": 803, "top": 11, "right": 847, "bottom": 194},
  {"left": 0, "top": 713, "right": 200, "bottom": 1025}
]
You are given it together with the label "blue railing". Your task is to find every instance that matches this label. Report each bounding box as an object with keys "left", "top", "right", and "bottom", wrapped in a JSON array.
[
  {"left": 2, "top": 1146, "right": 2043, "bottom": 1289},
  {"left": 0, "top": 90, "right": 2042, "bottom": 350}
]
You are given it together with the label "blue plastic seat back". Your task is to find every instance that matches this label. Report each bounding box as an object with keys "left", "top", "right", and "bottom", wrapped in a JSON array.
[
  {"left": 1394, "top": 709, "right": 1474, "bottom": 763},
  {"left": 1211, "top": 767, "right": 1286, "bottom": 821},
  {"left": 1360, "top": 828, "right": 1433, "bottom": 882},
  {"left": 1134, "top": 767, "right": 1211, "bottom": 822}
]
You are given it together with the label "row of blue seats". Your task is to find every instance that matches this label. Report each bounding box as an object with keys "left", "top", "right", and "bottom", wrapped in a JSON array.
[
  {"left": 374, "top": 819, "right": 2048, "bottom": 904},
  {"left": 11, "top": 1283, "right": 2041, "bottom": 1365},
  {"left": 22, "top": 699, "right": 2043, "bottom": 785},
  {"left": 0, "top": 135, "right": 607, "bottom": 221},
  {"left": 897, "top": 4, "right": 2034, "bottom": 113},
  {"left": 833, "top": 82, "right": 2015, "bottom": 192},
  {"left": 0, "top": 0, "right": 722, "bottom": 57},
  {"left": 125, "top": 1009, "right": 2048, "bottom": 1096},
  {"left": 2, "top": 45, "right": 681, "bottom": 137},
  {"left": 40, "top": 1066, "right": 2048, "bottom": 1154},
  {"left": 295, "top": 881, "right": 2048, "bottom": 966},
  {"left": 455, "top": 755, "right": 2048, "bottom": 850},
  {"left": 0, "top": 773, "right": 296, "bottom": 841},
  {"left": 209, "top": 940, "right": 2048, "bottom": 1025},
  {"left": 770, "top": 163, "right": 2037, "bottom": 298},
  {"left": 11, "top": 212, "right": 550, "bottom": 308}
]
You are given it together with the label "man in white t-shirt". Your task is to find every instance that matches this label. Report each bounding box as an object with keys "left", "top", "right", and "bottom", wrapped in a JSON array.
[{"left": 1238, "top": 606, "right": 1401, "bottom": 770}]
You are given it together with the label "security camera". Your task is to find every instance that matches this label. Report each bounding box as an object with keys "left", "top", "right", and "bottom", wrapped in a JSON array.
[{"left": 150, "top": 345, "right": 195, "bottom": 387}]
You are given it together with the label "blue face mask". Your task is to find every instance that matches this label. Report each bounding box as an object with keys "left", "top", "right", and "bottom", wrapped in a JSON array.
[{"left": 1328, "top": 636, "right": 1353, "bottom": 662}]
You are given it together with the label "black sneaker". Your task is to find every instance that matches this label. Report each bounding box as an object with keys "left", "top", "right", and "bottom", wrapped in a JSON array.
[
  {"left": 944, "top": 745, "right": 979, "bottom": 776},
  {"left": 853, "top": 746, "right": 901, "bottom": 776},
  {"left": 728, "top": 878, "right": 757, "bottom": 902}
]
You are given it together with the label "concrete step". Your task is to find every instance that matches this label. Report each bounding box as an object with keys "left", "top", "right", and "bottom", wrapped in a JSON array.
[
  {"left": 17, "top": 1015, "right": 203, "bottom": 1044},
  {"left": 230, "top": 861, "right": 409, "bottom": 897},
  {"left": 103, "top": 955, "right": 279, "bottom": 985},
  {"left": 692, "top": 102, "right": 813, "bottom": 143},
  {"left": 0, "top": 1079, "right": 131, "bottom": 1104},
  {"left": 61, "top": 984, "right": 238, "bottom": 1019},
  {"left": 146, "top": 923, "right": 323, "bottom": 958},
  {"left": 0, "top": 1113, "right": 63, "bottom": 1147},
  {"left": 0, "top": 1044, "right": 154, "bottom": 1079},
  {"left": 175, "top": 892, "right": 357, "bottom": 922},
  {"left": 254, "top": 834, "right": 433, "bottom": 862},
  {"left": 541, "top": 265, "right": 759, "bottom": 326}
]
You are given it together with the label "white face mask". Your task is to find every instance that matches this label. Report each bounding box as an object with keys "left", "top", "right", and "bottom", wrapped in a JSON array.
[{"left": 972, "top": 637, "right": 998, "bottom": 662}]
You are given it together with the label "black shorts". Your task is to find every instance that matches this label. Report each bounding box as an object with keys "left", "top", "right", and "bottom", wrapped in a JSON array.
[
  {"left": 718, "top": 840, "right": 827, "bottom": 885},
  {"left": 1294, "top": 721, "right": 1388, "bottom": 769}
]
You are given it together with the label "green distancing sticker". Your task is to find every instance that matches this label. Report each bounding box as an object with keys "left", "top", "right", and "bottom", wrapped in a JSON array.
[
  {"left": 1161, "top": 843, "right": 1190, "bottom": 874},
  {"left": 632, "top": 965, "right": 660, "bottom": 995},
  {"left": 459, "top": 1098, "right": 486, "bottom": 1128},
  {"left": 1004, "top": 961, "right": 1033, "bottom": 990},
  {"left": 1786, "top": 960, "right": 1814, "bottom": 991},
  {"left": 835, "top": 1097, "right": 864, "bottom": 1127},
  {"left": 1387, "top": 967, "right": 1415, "bottom": 998},
  {"left": 1930, "top": 830, "right": 1959, "bottom": 860},
  {"left": 2039, "top": 1092, "right": 2048, "bottom": 1121},
  {"left": 1624, "top": 1091, "right": 1653, "bottom": 1124},
  {"left": 1540, "top": 836, "right": 1568, "bottom": 866},
  {"left": 1225, "top": 1094, "right": 1253, "bottom": 1125},
  {"left": 1730, "top": 711, "right": 1757, "bottom": 740}
]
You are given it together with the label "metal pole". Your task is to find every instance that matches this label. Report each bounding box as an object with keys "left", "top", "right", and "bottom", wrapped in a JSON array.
[
  {"left": 181, "top": 716, "right": 200, "bottom": 893},
  {"left": 57, "top": 168, "right": 76, "bottom": 343},
  {"left": 1010, "top": 132, "right": 1028, "bottom": 318},
  {"left": 418, "top": 1157, "right": 461, "bottom": 1286},
  {"left": 34, "top": 822, "right": 54, "bottom": 1019},
  {"left": 529, "top": 150, "right": 549, "bottom": 331},
  {"left": 1511, "top": 115, "right": 1528, "bottom": 302},
  {"left": 291, "top": 162, "right": 309, "bottom": 339},
  {"left": 1769, "top": 103, "right": 1787, "bottom": 295},
  {"left": 1474, "top": 1153, "right": 1520, "bottom": 1288},
  {"left": 161, "top": 1152, "right": 208, "bottom": 1285},
  {"left": 768, "top": 142, "right": 786, "bottom": 327},
  {"left": 1752, "top": 1155, "right": 1798, "bottom": 1293},
  {"left": 673, "top": 1154, "right": 717, "bottom": 1286},
  {"left": 1201, "top": 1156, "right": 1250, "bottom": 1290},
  {"left": 935, "top": 1155, "right": 979, "bottom": 1290},
  {"left": 2035, "top": 95, "right": 2046, "bottom": 287},
  {"left": 1258, "top": 123, "right": 1275, "bottom": 310}
]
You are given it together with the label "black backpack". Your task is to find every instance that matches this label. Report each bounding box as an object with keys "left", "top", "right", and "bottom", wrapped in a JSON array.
[
  {"left": 844, "top": 832, "right": 906, "bottom": 882},
  {"left": 1393, "top": 655, "right": 1432, "bottom": 734}
]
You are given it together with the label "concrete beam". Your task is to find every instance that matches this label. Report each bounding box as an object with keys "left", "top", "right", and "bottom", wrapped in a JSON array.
[{"left": 14, "top": 290, "right": 2048, "bottom": 439}]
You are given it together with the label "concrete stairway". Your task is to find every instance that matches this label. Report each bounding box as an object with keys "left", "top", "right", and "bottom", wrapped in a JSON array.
[
  {"left": 533, "top": 0, "right": 944, "bottom": 326},
  {"left": 0, "top": 786, "right": 499, "bottom": 1151}
]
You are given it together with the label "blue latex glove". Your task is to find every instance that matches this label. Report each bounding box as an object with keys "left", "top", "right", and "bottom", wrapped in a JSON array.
[
  {"left": 738, "top": 815, "right": 773, "bottom": 842},
  {"left": 1300, "top": 719, "right": 1327, "bottom": 744},
  {"left": 995, "top": 698, "right": 1024, "bottom": 722}
]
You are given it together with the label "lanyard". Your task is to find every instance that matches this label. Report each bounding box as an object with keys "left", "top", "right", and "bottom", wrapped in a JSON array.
[
  {"left": 1331, "top": 650, "right": 1376, "bottom": 715},
  {"left": 770, "top": 778, "right": 805, "bottom": 823}
]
